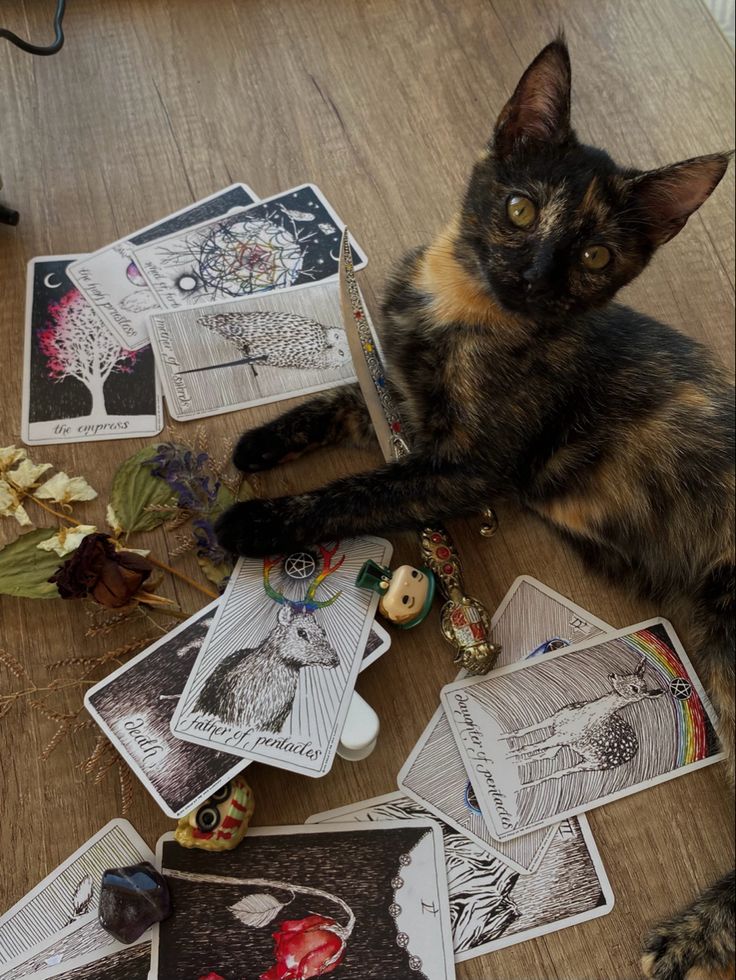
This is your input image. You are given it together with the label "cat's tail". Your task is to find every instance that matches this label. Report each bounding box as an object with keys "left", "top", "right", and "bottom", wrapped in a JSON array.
[{"left": 642, "top": 560, "right": 735, "bottom": 978}]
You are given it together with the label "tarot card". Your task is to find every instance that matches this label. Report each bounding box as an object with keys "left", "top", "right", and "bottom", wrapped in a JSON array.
[
  {"left": 398, "top": 576, "right": 611, "bottom": 869},
  {"left": 147, "top": 277, "right": 356, "bottom": 421},
  {"left": 0, "top": 820, "right": 153, "bottom": 977},
  {"left": 84, "top": 600, "right": 249, "bottom": 818},
  {"left": 28, "top": 941, "right": 151, "bottom": 980},
  {"left": 22, "top": 257, "right": 163, "bottom": 446},
  {"left": 171, "top": 537, "right": 392, "bottom": 776},
  {"left": 131, "top": 184, "right": 367, "bottom": 311},
  {"left": 442, "top": 618, "right": 724, "bottom": 840},
  {"left": 68, "top": 184, "right": 259, "bottom": 349},
  {"left": 152, "top": 822, "right": 455, "bottom": 980},
  {"left": 308, "top": 792, "right": 614, "bottom": 963},
  {"left": 361, "top": 620, "right": 391, "bottom": 671}
]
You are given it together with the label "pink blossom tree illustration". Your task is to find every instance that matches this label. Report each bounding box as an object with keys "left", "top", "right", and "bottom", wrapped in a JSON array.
[{"left": 38, "top": 289, "right": 138, "bottom": 418}]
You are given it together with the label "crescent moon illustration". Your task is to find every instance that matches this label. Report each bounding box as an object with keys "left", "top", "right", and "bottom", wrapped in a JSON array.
[
  {"left": 329, "top": 250, "right": 340, "bottom": 262},
  {"left": 43, "top": 274, "right": 62, "bottom": 289}
]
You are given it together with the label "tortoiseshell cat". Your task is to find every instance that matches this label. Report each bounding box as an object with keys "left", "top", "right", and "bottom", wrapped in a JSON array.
[{"left": 216, "top": 39, "right": 735, "bottom": 978}]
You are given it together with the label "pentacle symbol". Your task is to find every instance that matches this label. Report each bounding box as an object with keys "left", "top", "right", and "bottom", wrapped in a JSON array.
[
  {"left": 284, "top": 551, "right": 317, "bottom": 580},
  {"left": 389, "top": 903, "right": 402, "bottom": 918},
  {"left": 464, "top": 780, "right": 481, "bottom": 814},
  {"left": 409, "top": 957, "right": 423, "bottom": 971},
  {"left": 670, "top": 677, "right": 693, "bottom": 700}
]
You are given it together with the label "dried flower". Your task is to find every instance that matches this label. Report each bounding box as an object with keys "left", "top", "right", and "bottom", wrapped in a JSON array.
[
  {"left": 6, "top": 459, "right": 53, "bottom": 490},
  {"left": 106, "top": 503, "right": 123, "bottom": 535},
  {"left": 35, "top": 472, "right": 98, "bottom": 504},
  {"left": 0, "top": 480, "right": 32, "bottom": 526},
  {"left": 37, "top": 525, "right": 98, "bottom": 558},
  {"left": 147, "top": 443, "right": 220, "bottom": 512},
  {"left": 0, "top": 446, "right": 27, "bottom": 472},
  {"left": 49, "top": 533, "right": 153, "bottom": 608}
]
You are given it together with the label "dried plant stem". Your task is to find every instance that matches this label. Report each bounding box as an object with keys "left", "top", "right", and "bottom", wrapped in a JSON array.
[{"left": 30, "top": 493, "right": 218, "bottom": 600}]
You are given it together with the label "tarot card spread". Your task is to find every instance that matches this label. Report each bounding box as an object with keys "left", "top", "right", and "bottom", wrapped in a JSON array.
[
  {"left": 307, "top": 792, "right": 614, "bottom": 964},
  {"left": 171, "top": 537, "right": 392, "bottom": 776},
  {"left": 85, "top": 601, "right": 248, "bottom": 819},
  {"left": 22, "top": 257, "right": 162, "bottom": 446},
  {"left": 398, "top": 577, "right": 611, "bottom": 871},
  {"left": 153, "top": 822, "right": 455, "bottom": 980},
  {"left": 0, "top": 820, "right": 153, "bottom": 978},
  {"left": 442, "top": 618, "right": 724, "bottom": 839},
  {"left": 131, "top": 184, "right": 367, "bottom": 312},
  {"left": 147, "top": 277, "right": 356, "bottom": 421},
  {"left": 67, "top": 184, "right": 259, "bottom": 350}
]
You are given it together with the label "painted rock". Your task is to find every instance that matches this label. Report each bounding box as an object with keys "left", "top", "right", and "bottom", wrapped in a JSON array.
[{"left": 98, "top": 861, "right": 171, "bottom": 944}]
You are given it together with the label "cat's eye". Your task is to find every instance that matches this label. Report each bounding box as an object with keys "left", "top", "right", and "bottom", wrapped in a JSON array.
[
  {"left": 506, "top": 195, "right": 537, "bottom": 228},
  {"left": 581, "top": 245, "right": 611, "bottom": 270}
]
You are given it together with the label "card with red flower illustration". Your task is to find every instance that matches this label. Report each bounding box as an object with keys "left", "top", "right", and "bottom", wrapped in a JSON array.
[
  {"left": 22, "top": 257, "right": 163, "bottom": 446},
  {"left": 170, "top": 537, "right": 392, "bottom": 777},
  {"left": 152, "top": 822, "right": 456, "bottom": 980}
]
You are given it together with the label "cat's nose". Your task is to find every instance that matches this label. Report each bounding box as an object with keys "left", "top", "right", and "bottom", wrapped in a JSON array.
[{"left": 522, "top": 271, "right": 552, "bottom": 296}]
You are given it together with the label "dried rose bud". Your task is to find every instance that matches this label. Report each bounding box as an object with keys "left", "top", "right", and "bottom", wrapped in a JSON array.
[{"left": 50, "top": 533, "right": 153, "bottom": 608}]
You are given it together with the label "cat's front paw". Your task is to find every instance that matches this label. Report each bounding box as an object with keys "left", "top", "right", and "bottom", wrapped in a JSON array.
[
  {"left": 215, "top": 499, "right": 302, "bottom": 557},
  {"left": 641, "top": 876, "right": 736, "bottom": 980},
  {"left": 232, "top": 426, "right": 296, "bottom": 473}
]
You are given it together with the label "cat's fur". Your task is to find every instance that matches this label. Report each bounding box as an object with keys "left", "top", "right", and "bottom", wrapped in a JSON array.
[{"left": 216, "top": 39, "right": 735, "bottom": 979}]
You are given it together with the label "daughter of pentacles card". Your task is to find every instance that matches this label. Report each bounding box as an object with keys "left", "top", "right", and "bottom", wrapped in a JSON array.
[{"left": 171, "top": 537, "right": 392, "bottom": 776}]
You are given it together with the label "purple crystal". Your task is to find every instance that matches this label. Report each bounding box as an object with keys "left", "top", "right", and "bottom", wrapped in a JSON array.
[{"left": 98, "top": 861, "right": 171, "bottom": 944}]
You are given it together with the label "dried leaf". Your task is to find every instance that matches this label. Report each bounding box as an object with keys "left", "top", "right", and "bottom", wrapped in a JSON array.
[
  {"left": 0, "top": 529, "right": 63, "bottom": 598},
  {"left": 229, "top": 893, "right": 284, "bottom": 929},
  {"left": 109, "top": 447, "right": 177, "bottom": 534}
]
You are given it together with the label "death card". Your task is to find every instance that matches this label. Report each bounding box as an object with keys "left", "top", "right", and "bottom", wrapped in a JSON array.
[
  {"left": 131, "top": 184, "right": 367, "bottom": 310},
  {"left": 170, "top": 538, "right": 392, "bottom": 776},
  {"left": 67, "top": 184, "right": 259, "bottom": 349},
  {"left": 147, "top": 277, "right": 356, "bottom": 421},
  {"left": 398, "top": 577, "right": 611, "bottom": 869},
  {"left": 442, "top": 618, "right": 723, "bottom": 839},
  {"left": 152, "top": 822, "right": 455, "bottom": 980},
  {"left": 22, "top": 257, "right": 162, "bottom": 446},
  {"left": 308, "top": 792, "right": 614, "bottom": 963},
  {"left": 84, "top": 601, "right": 248, "bottom": 818}
]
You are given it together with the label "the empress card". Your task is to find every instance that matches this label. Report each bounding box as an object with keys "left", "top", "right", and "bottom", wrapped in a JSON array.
[
  {"left": 170, "top": 537, "right": 392, "bottom": 776},
  {"left": 441, "top": 618, "right": 724, "bottom": 839},
  {"left": 22, "top": 257, "right": 162, "bottom": 445},
  {"left": 152, "top": 822, "right": 455, "bottom": 980}
]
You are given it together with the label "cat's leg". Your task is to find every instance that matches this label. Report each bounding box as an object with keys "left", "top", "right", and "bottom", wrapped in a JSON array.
[
  {"left": 232, "top": 384, "right": 373, "bottom": 472},
  {"left": 642, "top": 564, "right": 735, "bottom": 980},
  {"left": 216, "top": 454, "right": 490, "bottom": 556}
]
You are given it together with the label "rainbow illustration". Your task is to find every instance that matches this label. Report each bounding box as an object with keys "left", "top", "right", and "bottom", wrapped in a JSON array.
[{"left": 626, "top": 626, "right": 714, "bottom": 766}]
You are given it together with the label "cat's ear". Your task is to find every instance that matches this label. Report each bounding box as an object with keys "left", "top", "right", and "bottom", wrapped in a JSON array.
[
  {"left": 628, "top": 153, "right": 732, "bottom": 246},
  {"left": 493, "top": 38, "right": 571, "bottom": 157}
]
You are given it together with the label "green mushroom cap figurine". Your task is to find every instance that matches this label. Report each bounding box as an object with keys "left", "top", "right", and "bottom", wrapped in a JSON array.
[{"left": 356, "top": 559, "right": 435, "bottom": 629}]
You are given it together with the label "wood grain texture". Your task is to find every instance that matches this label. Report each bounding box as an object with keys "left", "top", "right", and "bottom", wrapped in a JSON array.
[{"left": 0, "top": 1, "right": 733, "bottom": 977}]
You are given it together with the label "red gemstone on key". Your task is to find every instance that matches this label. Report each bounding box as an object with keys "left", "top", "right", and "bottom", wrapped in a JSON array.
[
  {"left": 431, "top": 533, "right": 442, "bottom": 543},
  {"left": 436, "top": 546, "right": 450, "bottom": 559},
  {"left": 443, "top": 563, "right": 453, "bottom": 574}
]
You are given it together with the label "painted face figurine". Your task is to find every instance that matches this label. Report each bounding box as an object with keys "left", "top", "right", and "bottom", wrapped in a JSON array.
[
  {"left": 356, "top": 559, "right": 435, "bottom": 628},
  {"left": 175, "top": 775, "right": 255, "bottom": 851}
]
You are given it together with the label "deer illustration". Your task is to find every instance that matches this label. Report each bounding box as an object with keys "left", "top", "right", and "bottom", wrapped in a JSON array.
[
  {"left": 194, "top": 545, "right": 344, "bottom": 732},
  {"left": 500, "top": 657, "right": 665, "bottom": 787}
]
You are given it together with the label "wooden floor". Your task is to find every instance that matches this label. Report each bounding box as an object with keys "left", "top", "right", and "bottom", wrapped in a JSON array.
[{"left": 0, "top": 2, "right": 733, "bottom": 977}]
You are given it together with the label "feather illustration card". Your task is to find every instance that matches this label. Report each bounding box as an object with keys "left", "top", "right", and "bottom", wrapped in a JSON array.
[
  {"left": 0, "top": 820, "right": 153, "bottom": 979},
  {"left": 22, "top": 257, "right": 162, "bottom": 446},
  {"left": 152, "top": 822, "right": 455, "bottom": 980},
  {"left": 131, "top": 184, "right": 366, "bottom": 311},
  {"left": 441, "top": 618, "right": 724, "bottom": 840},
  {"left": 67, "top": 184, "right": 259, "bottom": 350},
  {"left": 170, "top": 537, "right": 392, "bottom": 776},
  {"left": 147, "top": 276, "right": 356, "bottom": 420},
  {"left": 308, "top": 792, "right": 614, "bottom": 964},
  {"left": 398, "top": 577, "right": 611, "bottom": 870}
]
